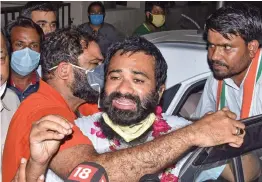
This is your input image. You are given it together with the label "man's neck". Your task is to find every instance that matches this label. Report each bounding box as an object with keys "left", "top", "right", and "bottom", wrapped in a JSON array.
[
  {"left": 11, "top": 70, "right": 34, "bottom": 91},
  {"left": 231, "top": 65, "right": 250, "bottom": 87},
  {"left": 47, "top": 79, "right": 85, "bottom": 112},
  {"left": 145, "top": 22, "right": 156, "bottom": 32},
  {"left": 99, "top": 116, "right": 152, "bottom": 144},
  {"left": 65, "top": 96, "right": 85, "bottom": 112},
  {"left": 89, "top": 23, "right": 102, "bottom": 31}
]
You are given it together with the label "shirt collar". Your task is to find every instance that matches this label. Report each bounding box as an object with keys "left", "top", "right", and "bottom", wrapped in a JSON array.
[{"left": 9, "top": 71, "right": 40, "bottom": 91}]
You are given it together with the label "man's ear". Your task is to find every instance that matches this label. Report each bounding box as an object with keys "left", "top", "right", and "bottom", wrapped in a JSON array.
[
  {"left": 248, "top": 40, "right": 259, "bottom": 58},
  {"left": 80, "top": 40, "right": 87, "bottom": 49},
  {"left": 145, "top": 11, "right": 150, "bottom": 19},
  {"left": 158, "top": 84, "right": 165, "bottom": 103},
  {"left": 56, "top": 62, "right": 71, "bottom": 80}
]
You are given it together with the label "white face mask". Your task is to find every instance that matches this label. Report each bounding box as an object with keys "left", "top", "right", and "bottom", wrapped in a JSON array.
[{"left": 0, "top": 81, "right": 7, "bottom": 98}]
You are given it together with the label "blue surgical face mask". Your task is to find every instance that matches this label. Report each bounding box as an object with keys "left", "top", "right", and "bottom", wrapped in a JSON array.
[
  {"left": 49, "top": 63, "right": 105, "bottom": 92},
  {"left": 86, "top": 63, "right": 104, "bottom": 92},
  {"left": 11, "top": 47, "right": 40, "bottom": 76},
  {"left": 90, "top": 14, "right": 104, "bottom": 25}
]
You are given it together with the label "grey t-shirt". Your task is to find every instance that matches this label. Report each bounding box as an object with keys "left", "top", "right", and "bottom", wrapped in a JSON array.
[{"left": 78, "top": 22, "right": 125, "bottom": 56}]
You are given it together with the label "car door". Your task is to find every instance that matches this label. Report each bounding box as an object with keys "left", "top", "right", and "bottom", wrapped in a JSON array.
[
  {"left": 178, "top": 114, "right": 262, "bottom": 182},
  {"left": 162, "top": 72, "right": 210, "bottom": 118}
]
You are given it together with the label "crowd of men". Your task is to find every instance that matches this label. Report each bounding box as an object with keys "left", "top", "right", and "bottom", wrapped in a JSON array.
[{"left": 1, "top": 1, "right": 262, "bottom": 182}]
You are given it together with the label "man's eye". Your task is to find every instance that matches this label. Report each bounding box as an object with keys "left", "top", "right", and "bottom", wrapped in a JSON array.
[
  {"left": 110, "top": 76, "right": 120, "bottom": 80},
  {"left": 38, "top": 23, "right": 45, "bottom": 27},
  {"left": 15, "top": 42, "right": 23, "bottom": 47},
  {"left": 51, "top": 23, "right": 57, "bottom": 28},
  {"left": 224, "top": 45, "right": 232, "bottom": 50},
  {"left": 134, "top": 79, "right": 144, "bottom": 83},
  {"left": 31, "top": 44, "right": 39, "bottom": 49},
  {"left": 208, "top": 44, "right": 215, "bottom": 48},
  {"left": 1, "top": 57, "right": 5, "bottom": 63},
  {"left": 90, "top": 12, "right": 103, "bottom": 15},
  {"left": 0, "top": 53, "right": 7, "bottom": 64}
]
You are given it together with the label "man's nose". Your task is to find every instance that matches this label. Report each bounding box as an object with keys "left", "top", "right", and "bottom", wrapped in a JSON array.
[
  {"left": 44, "top": 24, "right": 52, "bottom": 34},
  {"left": 97, "top": 53, "right": 104, "bottom": 61},
  {"left": 210, "top": 46, "right": 223, "bottom": 61},
  {"left": 116, "top": 79, "right": 134, "bottom": 95}
]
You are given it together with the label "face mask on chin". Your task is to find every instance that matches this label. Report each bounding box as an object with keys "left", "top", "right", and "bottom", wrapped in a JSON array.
[
  {"left": 102, "top": 112, "right": 156, "bottom": 142},
  {"left": 99, "top": 91, "right": 159, "bottom": 142}
]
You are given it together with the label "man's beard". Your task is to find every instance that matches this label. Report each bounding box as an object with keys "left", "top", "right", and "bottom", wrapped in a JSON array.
[
  {"left": 101, "top": 90, "right": 159, "bottom": 126},
  {"left": 99, "top": 90, "right": 159, "bottom": 140},
  {"left": 208, "top": 59, "right": 250, "bottom": 80},
  {"left": 71, "top": 69, "right": 99, "bottom": 103},
  {"left": 208, "top": 60, "right": 230, "bottom": 80}
]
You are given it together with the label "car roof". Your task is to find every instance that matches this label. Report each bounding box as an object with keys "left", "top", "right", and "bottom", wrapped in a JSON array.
[
  {"left": 143, "top": 30, "right": 211, "bottom": 89},
  {"left": 142, "top": 30, "right": 206, "bottom": 45}
]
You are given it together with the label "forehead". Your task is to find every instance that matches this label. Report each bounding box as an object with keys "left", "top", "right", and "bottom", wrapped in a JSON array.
[
  {"left": 31, "top": 11, "right": 56, "bottom": 22},
  {"left": 108, "top": 51, "right": 155, "bottom": 75},
  {"left": 90, "top": 5, "right": 102, "bottom": 12},
  {"left": 151, "top": 5, "right": 164, "bottom": 13},
  {"left": 11, "top": 26, "right": 40, "bottom": 41},
  {"left": 207, "top": 29, "right": 244, "bottom": 44}
]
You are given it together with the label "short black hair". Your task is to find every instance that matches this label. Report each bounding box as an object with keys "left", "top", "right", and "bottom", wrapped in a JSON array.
[
  {"left": 104, "top": 36, "right": 167, "bottom": 90},
  {"left": 145, "top": 1, "right": 166, "bottom": 13},
  {"left": 204, "top": 3, "right": 262, "bottom": 45},
  {"left": 88, "top": 1, "right": 105, "bottom": 14},
  {"left": 41, "top": 27, "right": 95, "bottom": 81},
  {"left": 76, "top": 27, "right": 97, "bottom": 44},
  {"left": 5, "top": 16, "right": 44, "bottom": 52},
  {"left": 21, "top": 1, "right": 57, "bottom": 18}
]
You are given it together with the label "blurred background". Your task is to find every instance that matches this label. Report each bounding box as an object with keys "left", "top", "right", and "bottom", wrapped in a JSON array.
[{"left": 1, "top": 1, "right": 262, "bottom": 36}]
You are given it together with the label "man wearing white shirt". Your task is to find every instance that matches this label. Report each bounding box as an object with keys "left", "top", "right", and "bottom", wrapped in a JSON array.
[
  {"left": 192, "top": 3, "right": 262, "bottom": 181},
  {"left": 0, "top": 30, "right": 20, "bottom": 180}
]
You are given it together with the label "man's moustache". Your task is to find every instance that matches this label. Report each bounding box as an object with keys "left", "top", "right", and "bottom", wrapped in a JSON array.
[{"left": 209, "top": 60, "right": 228, "bottom": 68}]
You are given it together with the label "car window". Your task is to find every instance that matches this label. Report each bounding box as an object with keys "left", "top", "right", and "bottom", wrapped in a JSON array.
[
  {"left": 160, "top": 83, "right": 181, "bottom": 113},
  {"left": 179, "top": 91, "right": 202, "bottom": 119},
  {"left": 171, "top": 79, "right": 206, "bottom": 118}
]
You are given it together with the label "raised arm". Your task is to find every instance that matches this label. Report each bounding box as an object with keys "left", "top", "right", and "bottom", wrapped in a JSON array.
[
  {"left": 50, "top": 109, "right": 245, "bottom": 181},
  {"left": 25, "top": 115, "right": 73, "bottom": 182}
]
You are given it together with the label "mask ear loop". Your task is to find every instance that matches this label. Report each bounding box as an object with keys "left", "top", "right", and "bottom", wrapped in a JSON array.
[
  {"left": 89, "top": 82, "right": 101, "bottom": 108},
  {"left": 97, "top": 85, "right": 101, "bottom": 108},
  {"left": 86, "top": 66, "right": 101, "bottom": 108}
]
